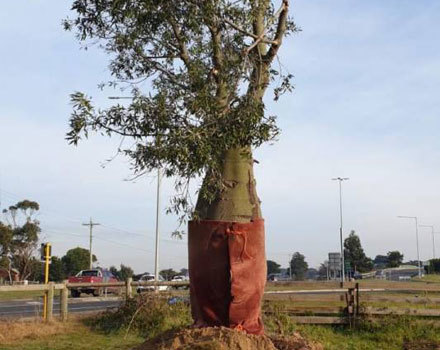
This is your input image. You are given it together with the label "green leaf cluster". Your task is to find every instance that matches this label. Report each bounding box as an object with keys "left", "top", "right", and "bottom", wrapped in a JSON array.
[{"left": 64, "top": 0, "right": 297, "bottom": 217}]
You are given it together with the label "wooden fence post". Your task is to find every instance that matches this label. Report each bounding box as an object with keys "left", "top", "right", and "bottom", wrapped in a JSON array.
[
  {"left": 47, "top": 282, "right": 54, "bottom": 322},
  {"left": 61, "top": 281, "right": 68, "bottom": 322},
  {"left": 125, "top": 277, "right": 132, "bottom": 301}
]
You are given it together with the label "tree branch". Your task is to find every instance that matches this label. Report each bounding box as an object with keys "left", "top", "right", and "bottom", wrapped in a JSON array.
[
  {"left": 224, "top": 19, "right": 277, "bottom": 45},
  {"left": 168, "top": 18, "right": 191, "bottom": 69},
  {"left": 264, "top": 0, "right": 289, "bottom": 63}
]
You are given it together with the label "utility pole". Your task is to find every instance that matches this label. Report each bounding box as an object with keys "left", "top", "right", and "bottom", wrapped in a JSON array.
[
  {"left": 154, "top": 168, "right": 161, "bottom": 287},
  {"left": 419, "top": 225, "right": 436, "bottom": 260},
  {"left": 82, "top": 218, "right": 100, "bottom": 269},
  {"left": 332, "top": 177, "right": 349, "bottom": 284},
  {"left": 289, "top": 254, "right": 292, "bottom": 280},
  {"left": 398, "top": 216, "right": 422, "bottom": 278}
]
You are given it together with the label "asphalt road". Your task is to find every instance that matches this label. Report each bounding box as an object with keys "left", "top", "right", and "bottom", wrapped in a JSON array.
[{"left": 0, "top": 297, "right": 121, "bottom": 319}]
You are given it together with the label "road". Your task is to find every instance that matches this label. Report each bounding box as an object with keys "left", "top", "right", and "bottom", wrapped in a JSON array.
[{"left": 0, "top": 297, "right": 121, "bottom": 319}]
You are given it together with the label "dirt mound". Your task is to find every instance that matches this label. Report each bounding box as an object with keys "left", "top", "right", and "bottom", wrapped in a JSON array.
[
  {"left": 134, "top": 327, "right": 322, "bottom": 350},
  {"left": 271, "top": 333, "right": 323, "bottom": 350}
]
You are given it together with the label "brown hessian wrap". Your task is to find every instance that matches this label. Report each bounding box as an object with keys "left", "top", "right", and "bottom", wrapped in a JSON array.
[{"left": 188, "top": 219, "right": 266, "bottom": 335}]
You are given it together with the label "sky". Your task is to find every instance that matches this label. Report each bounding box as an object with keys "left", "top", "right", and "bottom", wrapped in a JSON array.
[{"left": 0, "top": 1, "right": 439, "bottom": 273}]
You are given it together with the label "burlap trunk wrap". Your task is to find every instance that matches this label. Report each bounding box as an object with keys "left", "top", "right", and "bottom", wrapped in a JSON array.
[{"left": 188, "top": 219, "right": 266, "bottom": 335}]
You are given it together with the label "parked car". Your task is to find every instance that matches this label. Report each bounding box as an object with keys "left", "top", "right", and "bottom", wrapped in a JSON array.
[
  {"left": 171, "top": 275, "right": 189, "bottom": 282},
  {"left": 68, "top": 269, "right": 118, "bottom": 298},
  {"left": 136, "top": 274, "right": 169, "bottom": 293},
  {"left": 171, "top": 275, "right": 189, "bottom": 289}
]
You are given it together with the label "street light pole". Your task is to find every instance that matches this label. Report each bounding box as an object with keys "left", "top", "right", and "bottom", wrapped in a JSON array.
[
  {"left": 419, "top": 225, "right": 436, "bottom": 260},
  {"left": 154, "top": 168, "right": 161, "bottom": 286},
  {"left": 332, "top": 177, "right": 349, "bottom": 283},
  {"left": 107, "top": 96, "right": 162, "bottom": 282},
  {"left": 398, "top": 216, "right": 422, "bottom": 278}
]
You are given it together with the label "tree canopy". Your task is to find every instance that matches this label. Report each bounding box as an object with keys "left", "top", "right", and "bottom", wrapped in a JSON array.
[
  {"left": 387, "top": 251, "right": 404, "bottom": 268},
  {"left": 266, "top": 259, "right": 281, "bottom": 276},
  {"left": 289, "top": 252, "right": 308, "bottom": 281},
  {"left": 110, "top": 264, "right": 134, "bottom": 281},
  {"left": 344, "top": 230, "right": 373, "bottom": 273},
  {"left": 62, "top": 247, "right": 97, "bottom": 276},
  {"left": 160, "top": 268, "right": 179, "bottom": 281},
  {"left": 64, "top": 0, "right": 297, "bottom": 218},
  {"left": 0, "top": 200, "right": 41, "bottom": 281}
]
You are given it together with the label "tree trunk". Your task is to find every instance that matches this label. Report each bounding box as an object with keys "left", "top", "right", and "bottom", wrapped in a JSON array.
[
  {"left": 189, "top": 147, "right": 267, "bottom": 335},
  {"left": 196, "top": 148, "right": 262, "bottom": 222}
]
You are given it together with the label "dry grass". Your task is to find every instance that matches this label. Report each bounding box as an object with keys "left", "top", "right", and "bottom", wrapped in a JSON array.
[
  {"left": 266, "top": 279, "right": 440, "bottom": 291},
  {"left": 0, "top": 318, "right": 82, "bottom": 345}
]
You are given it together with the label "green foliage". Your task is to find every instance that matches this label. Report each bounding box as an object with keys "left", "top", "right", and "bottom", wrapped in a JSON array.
[
  {"left": 267, "top": 259, "right": 281, "bottom": 275},
  {"left": 428, "top": 259, "right": 440, "bottom": 273},
  {"left": 344, "top": 231, "right": 373, "bottom": 273},
  {"left": 61, "top": 247, "right": 97, "bottom": 276},
  {"left": 290, "top": 252, "right": 308, "bottom": 280},
  {"left": 50, "top": 256, "right": 67, "bottom": 282},
  {"left": 109, "top": 264, "right": 134, "bottom": 281},
  {"left": 159, "top": 268, "right": 178, "bottom": 281},
  {"left": 374, "top": 255, "right": 389, "bottom": 268},
  {"left": 387, "top": 251, "right": 404, "bottom": 268},
  {"left": 0, "top": 200, "right": 41, "bottom": 281},
  {"left": 64, "top": 0, "right": 297, "bottom": 217},
  {"left": 90, "top": 294, "right": 191, "bottom": 339},
  {"left": 263, "top": 301, "right": 296, "bottom": 335}
]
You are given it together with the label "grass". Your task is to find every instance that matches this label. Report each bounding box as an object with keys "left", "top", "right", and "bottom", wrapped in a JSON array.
[
  {"left": 419, "top": 274, "right": 440, "bottom": 283},
  {"left": 0, "top": 290, "right": 61, "bottom": 301},
  {"left": 0, "top": 319, "right": 143, "bottom": 350},
  {"left": 2, "top": 296, "right": 440, "bottom": 350},
  {"left": 296, "top": 318, "right": 440, "bottom": 350},
  {"left": 0, "top": 294, "right": 191, "bottom": 350},
  {"left": 263, "top": 302, "right": 440, "bottom": 350}
]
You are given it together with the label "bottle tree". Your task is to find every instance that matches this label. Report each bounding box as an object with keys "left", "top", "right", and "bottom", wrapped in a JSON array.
[{"left": 65, "top": 0, "right": 296, "bottom": 334}]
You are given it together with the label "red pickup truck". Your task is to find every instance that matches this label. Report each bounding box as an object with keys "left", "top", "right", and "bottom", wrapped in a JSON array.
[{"left": 68, "top": 269, "right": 118, "bottom": 297}]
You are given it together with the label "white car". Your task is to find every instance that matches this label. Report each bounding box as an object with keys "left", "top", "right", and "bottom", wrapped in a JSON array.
[
  {"left": 171, "top": 275, "right": 189, "bottom": 289},
  {"left": 172, "top": 275, "right": 189, "bottom": 282},
  {"left": 136, "top": 274, "right": 169, "bottom": 293}
]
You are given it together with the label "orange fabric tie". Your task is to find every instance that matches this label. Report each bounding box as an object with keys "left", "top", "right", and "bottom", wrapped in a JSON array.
[{"left": 225, "top": 227, "right": 252, "bottom": 261}]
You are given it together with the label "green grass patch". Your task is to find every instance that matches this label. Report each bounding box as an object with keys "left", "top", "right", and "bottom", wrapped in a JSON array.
[
  {"left": 419, "top": 274, "right": 440, "bottom": 283},
  {"left": 0, "top": 290, "right": 61, "bottom": 301},
  {"left": 296, "top": 318, "right": 440, "bottom": 350}
]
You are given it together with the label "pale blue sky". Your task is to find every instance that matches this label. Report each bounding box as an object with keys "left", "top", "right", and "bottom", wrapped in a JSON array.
[{"left": 0, "top": 1, "right": 439, "bottom": 272}]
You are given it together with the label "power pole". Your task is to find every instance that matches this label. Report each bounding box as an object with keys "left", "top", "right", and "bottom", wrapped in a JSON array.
[
  {"left": 82, "top": 218, "right": 100, "bottom": 269},
  {"left": 332, "top": 177, "right": 349, "bottom": 284}
]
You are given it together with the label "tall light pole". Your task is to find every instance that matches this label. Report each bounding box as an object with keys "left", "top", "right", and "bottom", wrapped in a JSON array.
[
  {"left": 332, "top": 177, "right": 349, "bottom": 283},
  {"left": 398, "top": 216, "right": 422, "bottom": 278},
  {"left": 289, "top": 254, "right": 292, "bottom": 280},
  {"left": 108, "top": 96, "right": 162, "bottom": 284},
  {"left": 419, "top": 225, "right": 436, "bottom": 260},
  {"left": 154, "top": 168, "right": 161, "bottom": 285}
]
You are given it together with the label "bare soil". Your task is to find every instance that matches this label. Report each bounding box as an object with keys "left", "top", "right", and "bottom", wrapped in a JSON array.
[{"left": 134, "top": 327, "right": 322, "bottom": 350}]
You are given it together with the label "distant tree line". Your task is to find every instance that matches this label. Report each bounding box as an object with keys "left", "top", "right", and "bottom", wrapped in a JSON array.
[{"left": 265, "top": 230, "right": 435, "bottom": 281}]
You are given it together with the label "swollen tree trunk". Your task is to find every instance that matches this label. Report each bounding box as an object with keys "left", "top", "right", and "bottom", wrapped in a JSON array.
[
  {"left": 196, "top": 148, "right": 262, "bottom": 222},
  {"left": 189, "top": 148, "right": 267, "bottom": 335}
]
